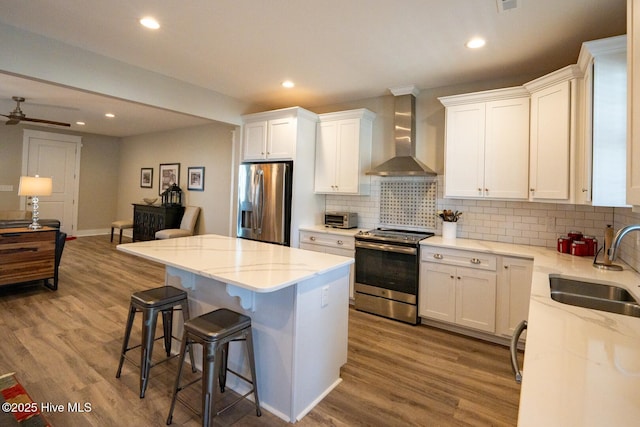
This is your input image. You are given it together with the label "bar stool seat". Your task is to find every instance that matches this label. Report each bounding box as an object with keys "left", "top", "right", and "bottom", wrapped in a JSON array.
[
  {"left": 111, "top": 219, "right": 133, "bottom": 244},
  {"left": 116, "top": 285, "right": 195, "bottom": 398},
  {"left": 167, "top": 308, "right": 261, "bottom": 426}
]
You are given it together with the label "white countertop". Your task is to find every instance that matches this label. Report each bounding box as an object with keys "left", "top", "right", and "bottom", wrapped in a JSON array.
[
  {"left": 421, "top": 236, "right": 640, "bottom": 426},
  {"left": 299, "top": 224, "right": 366, "bottom": 236},
  {"left": 117, "top": 234, "right": 353, "bottom": 293}
]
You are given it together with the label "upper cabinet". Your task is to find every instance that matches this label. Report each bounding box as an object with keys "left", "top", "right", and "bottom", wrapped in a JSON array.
[
  {"left": 314, "top": 109, "right": 375, "bottom": 195},
  {"left": 577, "top": 35, "right": 628, "bottom": 207},
  {"left": 241, "top": 107, "right": 318, "bottom": 161},
  {"left": 525, "top": 66, "right": 581, "bottom": 202},
  {"left": 628, "top": 1, "right": 640, "bottom": 206},
  {"left": 440, "top": 88, "right": 530, "bottom": 199}
]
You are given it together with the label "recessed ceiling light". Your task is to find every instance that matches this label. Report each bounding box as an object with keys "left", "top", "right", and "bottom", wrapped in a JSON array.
[
  {"left": 466, "top": 37, "right": 486, "bottom": 49},
  {"left": 140, "top": 17, "right": 160, "bottom": 30},
  {"left": 76, "top": 121, "right": 85, "bottom": 126},
  {"left": 282, "top": 80, "right": 295, "bottom": 89},
  {"left": 105, "top": 113, "right": 115, "bottom": 118}
]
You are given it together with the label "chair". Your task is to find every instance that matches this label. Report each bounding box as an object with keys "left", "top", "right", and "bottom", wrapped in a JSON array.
[
  {"left": 111, "top": 220, "right": 133, "bottom": 244},
  {"left": 166, "top": 308, "right": 261, "bottom": 426},
  {"left": 155, "top": 206, "right": 200, "bottom": 239},
  {"left": 116, "top": 285, "right": 196, "bottom": 398}
]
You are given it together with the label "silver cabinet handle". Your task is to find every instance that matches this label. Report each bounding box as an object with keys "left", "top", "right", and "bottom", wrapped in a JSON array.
[
  {"left": 582, "top": 188, "right": 588, "bottom": 192},
  {"left": 433, "top": 253, "right": 443, "bottom": 259},
  {"left": 470, "top": 258, "right": 481, "bottom": 264},
  {"left": 510, "top": 320, "right": 528, "bottom": 384},
  {"left": 310, "top": 236, "right": 316, "bottom": 241}
]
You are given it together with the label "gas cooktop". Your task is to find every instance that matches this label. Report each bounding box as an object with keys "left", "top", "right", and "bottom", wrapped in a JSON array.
[{"left": 355, "top": 228, "right": 434, "bottom": 245}]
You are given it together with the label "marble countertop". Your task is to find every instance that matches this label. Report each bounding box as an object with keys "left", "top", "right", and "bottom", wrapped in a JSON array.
[
  {"left": 117, "top": 234, "right": 353, "bottom": 293},
  {"left": 421, "top": 236, "right": 640, "bottom": 426}
]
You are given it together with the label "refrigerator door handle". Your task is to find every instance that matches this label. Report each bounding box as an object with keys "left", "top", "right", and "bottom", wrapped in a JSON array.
[
  {"left": 510, "top": 320, "right": 527, "bottom": 384},
  {"left": 253, "top": 169, "right": 264, "bottom": 234}
]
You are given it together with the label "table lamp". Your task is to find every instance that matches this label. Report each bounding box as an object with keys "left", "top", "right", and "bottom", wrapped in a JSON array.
[{"left": 18, "top": 175, "right": 53, "bottom": 229}]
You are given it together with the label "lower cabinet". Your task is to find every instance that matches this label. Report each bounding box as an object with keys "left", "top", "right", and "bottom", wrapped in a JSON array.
[
  {"left": 419, "top": 245, "right": 533, "bottom": 340},
  {"left": 420, "top": 261, "right": 497, "bottom": 333},
  {"left": 496, "top": 256, "right": 533, "bottom": 339},
  {"left": 299, "top": 230, "right": 355, "bottom": 301}
]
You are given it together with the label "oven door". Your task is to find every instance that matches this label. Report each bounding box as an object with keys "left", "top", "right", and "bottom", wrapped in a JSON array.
[{"left": 354, "top": 240, "right": 419, "bottom": 303}]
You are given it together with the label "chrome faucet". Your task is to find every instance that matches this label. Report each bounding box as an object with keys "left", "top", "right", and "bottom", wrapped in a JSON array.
[{"left": 608, "top": 224, "right": 640, "bottom": 261}]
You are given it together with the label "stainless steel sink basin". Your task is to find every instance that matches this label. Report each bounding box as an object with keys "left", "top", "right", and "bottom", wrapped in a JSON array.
[{"left": 549, "top": 275, "right": 640, "bottom": 318}]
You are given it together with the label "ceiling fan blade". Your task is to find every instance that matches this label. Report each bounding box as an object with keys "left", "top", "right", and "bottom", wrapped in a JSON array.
[
  {"left": 0, "top": 114, "right": 19, "bottom": 125},
  {"left": 21, "top": 116, "right": 71, "bottom": 127}
]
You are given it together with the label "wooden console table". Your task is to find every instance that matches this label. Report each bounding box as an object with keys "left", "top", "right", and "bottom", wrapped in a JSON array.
[
  {"left": 132, "top": 204, "right": 184, "bottom": 241},
  {"left": 0, "top": 226, "right": 58, "bottom": 290}
]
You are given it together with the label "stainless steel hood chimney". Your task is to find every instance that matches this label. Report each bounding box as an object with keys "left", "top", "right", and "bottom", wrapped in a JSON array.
[{"left": 367, "top": 86, "right": 436, "bottom": 176}]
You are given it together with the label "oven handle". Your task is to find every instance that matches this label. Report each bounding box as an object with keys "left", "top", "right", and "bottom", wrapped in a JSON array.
[{"left": 355, "top": 240, "right": 417, "bottom": 255}]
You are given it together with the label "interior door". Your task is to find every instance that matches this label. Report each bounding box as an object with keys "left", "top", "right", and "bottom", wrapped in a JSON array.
[{"left": 22, "top": 129, "right": 81, "bottom": 235}]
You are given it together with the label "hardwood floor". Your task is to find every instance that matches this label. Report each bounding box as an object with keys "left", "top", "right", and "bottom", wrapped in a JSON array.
[{"left": 0, "top": 236, "right": 521, "bottom": 426}]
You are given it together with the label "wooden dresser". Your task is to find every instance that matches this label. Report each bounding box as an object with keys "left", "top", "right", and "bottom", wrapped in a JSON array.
[
  {"left": 0, "top": 226, "right": 58, "bottom": 290},
  {"left": 132, "top": 204, "right": 184, "bottom": 241}
]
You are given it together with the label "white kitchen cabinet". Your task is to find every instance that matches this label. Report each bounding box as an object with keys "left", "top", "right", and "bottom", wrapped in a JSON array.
[
  {"left": 242, "top": 108, "right": 314, "bottom": 161},
  {"left": 577, "top": 35, "right": 627, "bottom": 207},
  {"left": 314, "top": 109, "right": 375, "bottom": 195},
  {"left": 628, "top": 1, "right": 640, "bottom": 206},
  {"left": 419, "top": 247, "right": 497, "bottom": 333},
  {"left": 525, "top": 65, "right": 581, "bottom": 202},
  {"left": 299, "top": 229, "right": 356, "bottom": 300},
  {"left": 440, "top": 88, "right": 530, "bottom": 199},
  {"left": 496, "top": 256, "right": 533, "bottom": 339}
]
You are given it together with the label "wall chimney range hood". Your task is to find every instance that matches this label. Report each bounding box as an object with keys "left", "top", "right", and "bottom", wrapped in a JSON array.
[{"left": 366, "top": 86, "right": 436, "bottom": 176}]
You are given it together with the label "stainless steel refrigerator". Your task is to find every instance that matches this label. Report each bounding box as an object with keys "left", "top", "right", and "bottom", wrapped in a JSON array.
[{"left": 237, "top": 161, "right": 293, "bottom": 246}]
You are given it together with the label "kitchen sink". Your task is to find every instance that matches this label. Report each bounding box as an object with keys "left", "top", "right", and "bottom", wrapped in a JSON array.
[{"left": 549, "top": 275, "right": 640, "bottom": 318}]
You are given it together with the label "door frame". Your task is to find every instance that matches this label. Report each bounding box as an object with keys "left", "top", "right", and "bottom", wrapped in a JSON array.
[{"left": 21, "top": 129, "right": 82, "bottom": 235}]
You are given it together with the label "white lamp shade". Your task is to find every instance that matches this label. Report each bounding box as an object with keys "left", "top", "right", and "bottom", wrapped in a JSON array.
[{"left": 18, "top": 175, "right": 53, "bottom": 196}]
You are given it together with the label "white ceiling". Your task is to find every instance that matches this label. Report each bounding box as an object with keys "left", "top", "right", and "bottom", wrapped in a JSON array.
[{"left": 0, "top": 0, "right": 627, "bottom": 137}]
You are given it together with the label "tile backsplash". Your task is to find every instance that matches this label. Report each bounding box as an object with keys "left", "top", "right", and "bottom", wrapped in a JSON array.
[{"left": 325, "top": 175, "right": 615, "bottom": 246}]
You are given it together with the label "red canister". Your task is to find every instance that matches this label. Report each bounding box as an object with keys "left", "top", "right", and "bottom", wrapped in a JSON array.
[
  {"left": 557, "top": 237, "right": 571, "bottom": 254},
  {"left": 571, "top": 240, "right": 588, "bottom": 256},
  {"left": 568, "top": 230, "right": 583, "bottom": 241},
  {"left": 582, "top": 236, "right": 597, "bottom": 256}
]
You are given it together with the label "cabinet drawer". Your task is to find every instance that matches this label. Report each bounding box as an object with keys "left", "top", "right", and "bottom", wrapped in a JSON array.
[
  {"left": 299, "top": 231, "right": 355, "bottom": 250},
  {"left": 0, "top": 230, "right": 56, "bottom": 286},
  {"left": 421, "top": 246, "right": 497, "bottom": 271}
]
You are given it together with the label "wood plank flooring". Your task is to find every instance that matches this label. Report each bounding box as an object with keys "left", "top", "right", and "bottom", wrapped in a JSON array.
[{"left": 0, "top": 235, "right": 521, "bottom": 426}]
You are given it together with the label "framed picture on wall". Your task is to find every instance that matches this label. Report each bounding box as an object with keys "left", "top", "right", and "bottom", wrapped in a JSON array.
[
  {"left": 140, "top": 167, "right": 153, "bottom": 188},
  {"left": 159, "top": 163, "right": 180, "bottom": 195},
  {"left": 187, "top": 166, "right": 205, "bottom": 191}
]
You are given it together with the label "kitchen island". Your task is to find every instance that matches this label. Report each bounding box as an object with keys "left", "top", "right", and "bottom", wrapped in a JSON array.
[{"left": 117, "top": 234, "right": 353, "bottom": 423}]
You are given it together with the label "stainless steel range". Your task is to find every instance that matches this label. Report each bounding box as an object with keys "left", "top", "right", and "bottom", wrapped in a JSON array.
[{"left": 354, "top": 228, "right": 434, "bottom": 325}]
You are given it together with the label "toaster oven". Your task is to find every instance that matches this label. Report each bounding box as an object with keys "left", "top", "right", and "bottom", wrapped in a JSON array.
[{"left": 324, "top": 211, "right": 357, "bottom": 229}]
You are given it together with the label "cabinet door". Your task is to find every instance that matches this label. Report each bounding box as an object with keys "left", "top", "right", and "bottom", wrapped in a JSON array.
[
  {"left": 484, "top": 98, "right": 530, "bottom": 199},
  {"left": 444, "top": 103, "right": 486, "bottom": 198},
  {"left": 529, "top": 81, "right": 571, "bottom": 200},
  {"left": 629, "top": 0, "right": 640, "bottom": 205},
  {"left": 334, "top": 119, "right": 360, "bottom": 194},
  {"left": 267, "top": 117, "right": 296, "bottom": 159},
  {"left": 243, "top": 120, "right": 268, "bottom": 160},
  {"left": 419, "top": 262, "right": 456, "bottom": 323},
  {"left": 496, "top": 257, "right": 533, "bottom": 338},
  {"left": 455, "top": 267, "right": 497, "bottom": 333},
  {"left": 314, "top": 121, "right": 339, "bottom": 193}
]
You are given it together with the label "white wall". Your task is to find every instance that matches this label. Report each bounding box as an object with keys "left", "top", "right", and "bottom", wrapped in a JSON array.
[{"left": 117, "top": 122, "right": 237, "bottom": 236}]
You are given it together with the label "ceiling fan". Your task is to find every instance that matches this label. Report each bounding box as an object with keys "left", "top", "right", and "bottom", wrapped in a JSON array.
[{"left": 1, "top": 96, "right": 70, "bottom": 127}]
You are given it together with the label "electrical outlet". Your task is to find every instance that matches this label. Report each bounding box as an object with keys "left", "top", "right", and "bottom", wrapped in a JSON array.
[{"left": 321, "top": 286, "right": 329, "bottom": 307}]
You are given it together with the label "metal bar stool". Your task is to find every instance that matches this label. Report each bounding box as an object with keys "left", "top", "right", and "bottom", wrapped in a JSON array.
[
  {"left": 166, "top": 308, "right": 261, "bottom": 426},
  {"left": 116, "top": 285, "right": 195, "bottom": 398}
]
